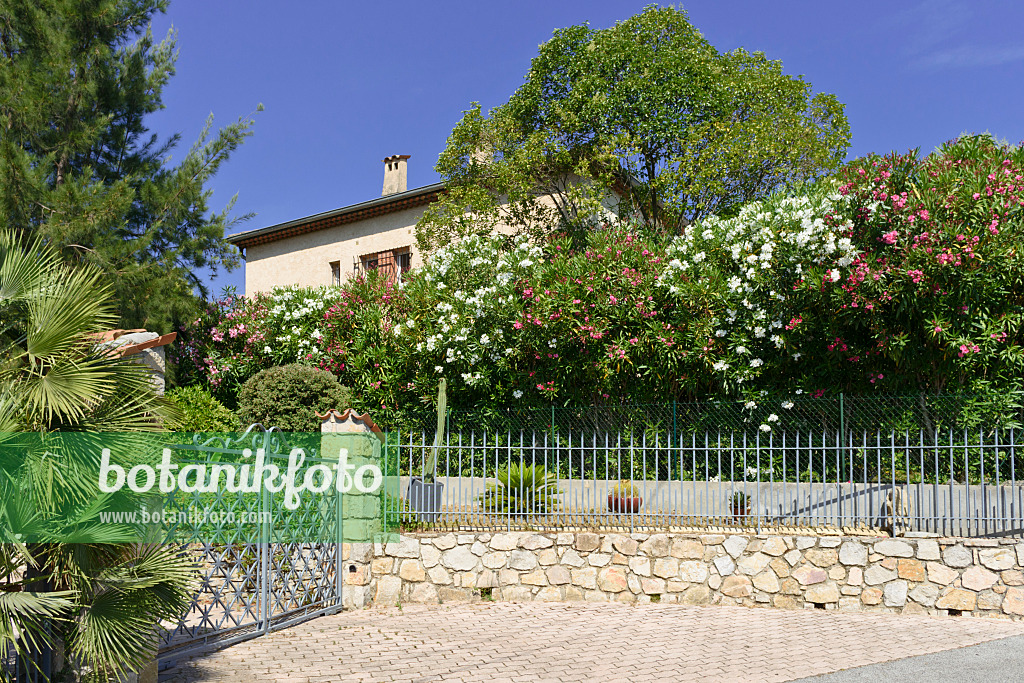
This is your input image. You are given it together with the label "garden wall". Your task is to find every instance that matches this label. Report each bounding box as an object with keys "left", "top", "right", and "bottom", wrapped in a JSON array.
[{"left": 342, "top": 531, "right": 1024, "bottom": 620}]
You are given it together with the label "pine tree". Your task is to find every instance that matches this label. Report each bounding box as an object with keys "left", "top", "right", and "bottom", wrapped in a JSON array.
[{"left": 0, "top": 0, "right": 257, "bottom": 331}]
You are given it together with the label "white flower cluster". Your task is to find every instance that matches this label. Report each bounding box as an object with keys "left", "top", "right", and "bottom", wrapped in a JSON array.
[{"left": 656, "top": 191, "right": 858, "bottom": 383}]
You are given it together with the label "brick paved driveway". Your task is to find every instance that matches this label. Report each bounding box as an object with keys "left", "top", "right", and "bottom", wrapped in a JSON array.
[{"left": 161, "top": 603, "right": 1024, "bottom": 683}]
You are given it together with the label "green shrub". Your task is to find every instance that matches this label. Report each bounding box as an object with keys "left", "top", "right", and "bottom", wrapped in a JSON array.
[
  {"left": 166, "top": 385, "right": 238, "bottom": 432},
  {"left": 237, "top": 364, "right": 352, "bottom": 432}
]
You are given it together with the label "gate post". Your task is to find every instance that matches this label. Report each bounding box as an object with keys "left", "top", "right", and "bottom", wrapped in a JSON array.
[{"left": 320, "top": 409, "right": 385, "bottom": 609}]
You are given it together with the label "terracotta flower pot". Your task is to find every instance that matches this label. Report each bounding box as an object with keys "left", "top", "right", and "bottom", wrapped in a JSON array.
[{"left": 608, "top": 495, "right": 643, "bottom": 513}]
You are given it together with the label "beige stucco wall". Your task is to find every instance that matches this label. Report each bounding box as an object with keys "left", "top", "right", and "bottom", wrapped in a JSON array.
[{"left": 243, "top": 205, "right": 426, "bottom": 297}]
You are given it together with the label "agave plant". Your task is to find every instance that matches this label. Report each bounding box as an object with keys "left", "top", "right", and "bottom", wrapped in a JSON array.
[
  {"left": 478, "top": 463, "right": 560, "bottom": 514},
  {"left": 0, "top": 230, "right": 194, "bottom": 680}
]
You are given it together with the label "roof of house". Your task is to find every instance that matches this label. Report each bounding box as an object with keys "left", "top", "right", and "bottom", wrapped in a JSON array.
[{"left": 226, "top": 182, "right": 444, "bottom": 250}]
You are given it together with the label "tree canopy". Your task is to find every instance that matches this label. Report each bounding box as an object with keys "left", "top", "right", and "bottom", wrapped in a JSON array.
[
  {"left": 416, "top": 5, "right": 850, "bottom": 252},
  {"left": 0, "top": 0, "right": 257, "bottom": 332}
]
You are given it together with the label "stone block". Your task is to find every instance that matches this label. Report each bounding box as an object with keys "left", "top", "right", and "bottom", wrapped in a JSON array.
[
  {"left": 640, "top": 534, "right": 671, "bottom": 557},
  {"left": 723, "top": 535, "right": 749, "bottom": 558},
  {"left": 770, "top": 557, "right": 790, "bottom": 579},
  {"left": 564, "top": 586, "right": 585, "bottom": 601},
  {"left": 371, "top": 557, "right": 393, "bottom": 574},
  {"left": 847, "top": 567, "right": 863, "bottom": 586},
  {"left": 560, "top": 549, "right": 586, "bottom": 567},
  {"left": 780, "top": 578, "right": 802, "bottom": 595},
  {"left": 399, "top": 560, "right": 425, "bottom": 582},
  {"left": 546, "top": 565, "right": 571, "bottom": 585},
  {"left": 708, "top": 574, "right": 722, "bottom": 591},
  {"left": 588, "top": 553, "right": 612, "bottom": 567},
  {"left": 556, "top": 533, "right": 574, "bottom": 546},
  {"left": 773, "top": 594, "right": 801, "bottom": 609},
  {"left": 796, "top": 537, "right": 817, "bottom": 550},
  {"left": 897, "top": 559, "right": 926, "bottom": 582},
  {"left": 806, "top": 581, "right": 840, "bottom": 604},
  {"left": 538, "top": 549, "right": 558, "bottom": 566},
  {"left": 762, "top": 537, "right": 788, "bottom": 556},
  {"left": 841, "top": 586, "right": 861, "bottom": 596},
  {"left": 927, "top": 562, "right": 959, "bottom": 586},
  {"left": 627, "top": 574, "right": 642, "bottom": 594},
  {"left": 443, "top": 546, "right": 479, "bottom": 571},
  {"left": 629, "top": 557, "right": 652, "bottom": 576},
  {"left": 792, "top": 566, "right": 827, "bottom": 586},
  {"left": 1003, "top": 587, "right": 1024, "bottom": 616},
  {"left": 509, "top": 550, "right": 538, "bottom": 571},
  {"left": 839, "top": 597, "right": 862, "bottom": 612},
  {"left": 679, "top": 561, "right": 709, "bottom": 583},
  {"left": 476, "top": 569, "right": 498, "bottom": 589},
  {"left": 874, "top": 540, "right": 914, "bottom": 558},
  {"left": 861, "top": 586, "right": 883, "bottom": 605},
  {"left": 410, "top": 582, "right": 439, "bottom": 604},
  {"left": 784, "top": 549, "right": 803, "bottom": 566},
  {"left": 375, "top": 575, "right": 402, "bottom": 605},
  {"left": 883, "top": 580, "right": 908, "bottom": 607},
  {"left": 642, "top": 577, "right": 666, "bottom": 594},
  {"left": 839, "top": 541, "right": 868, "bottom": 566},
  {"left": 614, "top": 536, "right": 640, "bottom": 555},
  {"left": 652, "top": 557, "right": 679, "bottom": 579},
  {"left": 753, "top": 569, "right": 780, "bottom": 593},
  {"left": 936, "top": 588, "right": 976, "bottom": 611},
  {"left": 714, "top": 555, "right": 735, "bottom": 577},
  {"left": 490, "top": 533, "right": 518, "bottom": 551},
  {"left": 942, "top": 545, "right": 973, "bottom": 568},
  {"left": 737, "top": 553, "right": 772, "bottom": 576},
  {"left": 720, "top": 575, "right": 753, "bottom": 598},
  {"left": 979, "top": 548, "right": 1016, "bottom": 571},
  {"left": 521, "top": 570, "right": 548, "bottom": 586},
  {"left": 501, "top": 585, "right": 533, "bottom": 602},
  {"left": 916, "top": 539, "right": 941, "bottom": 561},
  {"left": 681, "top": 584, "right": 711, "bottom": 605},
  {"left": 1002, "top": 570, "right": 1024, "bottom": 586},
  {"left": 385, "top": 537, "right": 420, "bottom": 558},
  {"left": 536, "top": 586, "right": 562, "bottom": 602},
  {"left": 1017, "top": 543, "right": 1024, "bottom": 566},
  {"left": 482, "top": 552, "right": 507, "bottom": 570},
  {"left": 978, "top": 590, "right": 1003, "bottom": 611},
  {"left": 571, "top": 567, "right": 598, "bottom": 589},
  {"left": 909, "top": 582, "right": 939, "bottom": 607},
  {"left": 433, "top": 533, "right": 457, "bottom": 550},
  {"left": 598, "top": 567, "right": 629, "bottom": 593},
  {"left": 819, "top": 537, "right": 842, "bottom": 548},
  {"left": 520, "top": 534, "right": 553, "bottom": 550},
  {"left": 499, "top": 569, "right": 519, "bottom": 586},
  {"left": 421, "top": 545, "right": 441, "bottom": 568},
  {"left": 828, "top": 566, "right": 846, "bottom": 581},
  {"left": 962, "top": 566, "right": 998, "bottom": 592},
  {"left": 864, "top": 565, "right": 898, "bottom": 586},
  {"left": 350, "top": 543, "right": 373, "bottom": 563},
  {"left": 701, "top": 534, "right": 726, "bottom": 545},
  {"left": 670, "top": 539, "right": 704, "bottom": 559},
  {"left": 805, "top": 548, "right": 838, "bottom": 568}
]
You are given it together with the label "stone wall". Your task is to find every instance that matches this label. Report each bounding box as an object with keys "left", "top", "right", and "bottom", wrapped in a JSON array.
[{"left": 342, "top": 532, "right": 1024, "bottom": 620}]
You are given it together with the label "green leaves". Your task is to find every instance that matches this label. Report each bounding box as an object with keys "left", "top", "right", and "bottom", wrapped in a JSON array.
[{"left": 417, "top": 6, "right": 849, "bottom": 251}]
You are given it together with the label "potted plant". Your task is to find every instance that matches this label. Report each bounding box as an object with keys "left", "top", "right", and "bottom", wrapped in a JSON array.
[
  {"left": 408, "top": 379, "right": 446, "bottom": 522},
  {"left": 608, "top": 480, "right": 642, "bottom": 513},
  {"left": 729, "top": 491, "right": 750, "bottom": 523}
]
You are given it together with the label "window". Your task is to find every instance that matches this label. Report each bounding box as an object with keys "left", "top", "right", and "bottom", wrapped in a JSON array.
[
  {"left": 354, "top": 247, "right": 413, "bottom": 282},
  {"left": 330, "top": 261, "right": 341, "bottom": 286}
]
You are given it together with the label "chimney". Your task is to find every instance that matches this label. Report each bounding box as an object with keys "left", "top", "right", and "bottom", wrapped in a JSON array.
[{"left": 382, "top": 154, "right": 410, "bottom": 196}]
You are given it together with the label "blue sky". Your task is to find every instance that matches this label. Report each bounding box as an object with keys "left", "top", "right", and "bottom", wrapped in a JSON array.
[{"left": 146, "top": 0, "right": 1024, "bottom": 295}]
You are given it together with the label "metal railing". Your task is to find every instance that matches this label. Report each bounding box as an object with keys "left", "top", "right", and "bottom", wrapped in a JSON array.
[{"left": 388, "top": 427, "right": 1024, "bottom": 538}]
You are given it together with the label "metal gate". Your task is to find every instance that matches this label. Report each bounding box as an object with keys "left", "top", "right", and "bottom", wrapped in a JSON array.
[{"left": 158, "top": 427, "right": 345, "bottom": 666}]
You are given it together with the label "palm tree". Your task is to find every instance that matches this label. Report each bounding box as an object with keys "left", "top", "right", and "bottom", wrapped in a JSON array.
[{"left": 0, "top": 230, "right": 194, "bottom": 681}]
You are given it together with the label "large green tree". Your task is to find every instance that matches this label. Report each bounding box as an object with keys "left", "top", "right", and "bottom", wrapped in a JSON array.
[
  {"left": 416, "top": 5, "right": 850, "bottom": 251},
  {"left": 0, "top": 0, "right": 257, "bottom": 331}
]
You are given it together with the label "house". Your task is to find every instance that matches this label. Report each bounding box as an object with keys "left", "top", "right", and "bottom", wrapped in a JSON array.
[
  {"left": 227, "top": 155, "right": 437, "bottom": 297},
  {"left": 228, "top": 154, "right": 628, "bottom": 297}
]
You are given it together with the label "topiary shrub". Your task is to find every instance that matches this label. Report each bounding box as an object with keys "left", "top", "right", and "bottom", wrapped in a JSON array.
[
  {"left": 237, "top": 364, "right": 353, "bottom": 432},
  {"left": 166, "top": 385, "right": 239, "bottom": 432}
]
